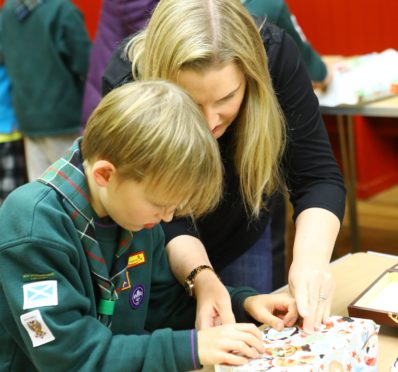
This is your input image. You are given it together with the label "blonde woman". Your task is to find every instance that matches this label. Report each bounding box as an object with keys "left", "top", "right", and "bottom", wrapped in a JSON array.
[{"left": 104, "top": 0, "right": 345, "bottom": 333}]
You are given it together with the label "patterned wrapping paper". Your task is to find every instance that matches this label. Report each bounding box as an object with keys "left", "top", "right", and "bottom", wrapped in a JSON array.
[{"left": 215, "top": 316, "right": 380, "bottom": 372}]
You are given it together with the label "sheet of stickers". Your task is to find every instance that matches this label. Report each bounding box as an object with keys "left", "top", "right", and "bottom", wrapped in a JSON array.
[{"left": 215, "top": 316, "right": 380, "bottom": 371}]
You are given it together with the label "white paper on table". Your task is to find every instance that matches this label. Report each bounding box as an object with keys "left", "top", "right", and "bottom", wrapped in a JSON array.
[{"left": 316, "top": 49, "right": 398, "bottom": 107}]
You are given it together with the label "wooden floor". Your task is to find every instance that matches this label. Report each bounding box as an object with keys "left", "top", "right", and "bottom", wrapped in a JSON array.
[
  {"left": 333, "top": 185, "right": 398, "bottom": 258},
  {"left": 287, "top": 184, "right": 398, "bottom": 267}
]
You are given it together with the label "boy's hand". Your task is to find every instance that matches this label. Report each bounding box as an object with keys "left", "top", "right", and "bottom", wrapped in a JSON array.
[
  {"left": 194, "top": 270, "right": 236, "bottom": 329},
  {"left": 197, "top": 323, "right": 265, "bottom": 366},
  {"left": 243, "top": 293, "right": 298, "bottom": 331}
]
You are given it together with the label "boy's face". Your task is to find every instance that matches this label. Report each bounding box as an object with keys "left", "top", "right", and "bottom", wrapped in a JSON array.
[{"left": 100, "top": 176, "right": 177, "bottom": 232}]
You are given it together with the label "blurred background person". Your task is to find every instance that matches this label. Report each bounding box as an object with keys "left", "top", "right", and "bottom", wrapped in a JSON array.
[
  {"left": 1, "top": 0, "right": 90, "bottom": 181},
  {"left": 81, "top": 0, "right": 157, "bottom": 126},
  {"left": 0, "top": 6, "right": 27, "bottom": 205}
]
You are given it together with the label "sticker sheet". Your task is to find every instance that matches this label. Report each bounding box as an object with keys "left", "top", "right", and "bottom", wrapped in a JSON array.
[{"left": 215, "top": 316, "right": 380, "bottom": 371}]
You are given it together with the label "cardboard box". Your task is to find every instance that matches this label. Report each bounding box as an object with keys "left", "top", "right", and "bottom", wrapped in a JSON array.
[
  {"left": 348, "top": 263, "right": 398, "bottom": 327},
  {"left": 215, "top": 316, "right": 380, "bottom": 371}
]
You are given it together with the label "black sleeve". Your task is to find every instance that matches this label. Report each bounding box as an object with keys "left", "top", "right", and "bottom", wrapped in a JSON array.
[
  {"left": 263, "top": 24, "right": 346, "bottom": 222},
  {"left": 160, "top": 218, "right": 200, "bottom": 246},
  {"left": 102, "top": 39, "right": 134, "bottom": 96}
]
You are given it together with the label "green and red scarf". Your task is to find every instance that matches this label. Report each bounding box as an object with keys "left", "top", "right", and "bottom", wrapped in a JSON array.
[{"left": 38, "top": 138, "right": 132, "bottom": 327}]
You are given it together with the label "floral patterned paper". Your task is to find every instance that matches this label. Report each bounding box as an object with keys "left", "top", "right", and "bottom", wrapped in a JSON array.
[{"left": 215, "top": 316, "right": 380, "bottom": 372}]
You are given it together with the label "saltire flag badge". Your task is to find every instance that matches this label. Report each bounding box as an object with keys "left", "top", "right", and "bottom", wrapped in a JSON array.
[
  {"left": 23, "top": 280, "right": 58, "bottom": 310},
  {"left": 128, "top": 251, "right": 146, "bottom": 268},
  {"left": 20, "top": 309, "right": 55, "bottom": 347}
]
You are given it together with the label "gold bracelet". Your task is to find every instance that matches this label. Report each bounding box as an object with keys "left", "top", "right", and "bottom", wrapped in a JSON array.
[{"left": 183, "top": 265, "right": 216, "bottom": 297}]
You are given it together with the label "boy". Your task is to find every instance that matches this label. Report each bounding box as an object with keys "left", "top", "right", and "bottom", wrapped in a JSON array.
[{"left": 0, "top": 81, "right": 297, "bottom": 371}]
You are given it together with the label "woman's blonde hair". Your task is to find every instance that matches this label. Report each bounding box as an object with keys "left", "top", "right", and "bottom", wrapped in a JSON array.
[
  {"left": 125, "top": 0, "right": 286, "bottom": 217},
  {"left": 81, "top": 80, "right": 223, "bottom": 218}
]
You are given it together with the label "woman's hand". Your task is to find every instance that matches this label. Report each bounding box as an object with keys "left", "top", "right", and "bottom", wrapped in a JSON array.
[
  {"left": 289, "top": 207, "right": 340, "bottom": 333},
  {"left": 243, "top": 293, "right": 298, "bottom": 331},
  {"left": 197, "top": 323, "right": 264, "bottom": 366},
  {"left": 289, "top": 262, "right": 335, "bottom": 332},
  {"left": 194, "top": 269, "right": 236, "bottom": 329},
  {"left": 165, "top": 235, "right": 235, "bottom": 329}
]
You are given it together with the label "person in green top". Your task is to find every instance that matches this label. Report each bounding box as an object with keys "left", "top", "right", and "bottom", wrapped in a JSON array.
[
  {"left": 242, "top": 0, "right": 331, "bottom": 87},
  {"left": 1, "top": 0, "right": 91, "bottom": 181},
  {"left": 0, "top": 80, "right": 298, "bottom": 371}
]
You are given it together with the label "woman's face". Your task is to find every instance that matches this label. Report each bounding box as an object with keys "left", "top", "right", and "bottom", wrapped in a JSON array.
[{"left": 177, "top": 62, "right": 246, "bottom": 139}]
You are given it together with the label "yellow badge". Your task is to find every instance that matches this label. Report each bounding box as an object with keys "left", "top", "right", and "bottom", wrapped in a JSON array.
[{"left": 127, "top": 251, "right": 146, "bottom": 268}]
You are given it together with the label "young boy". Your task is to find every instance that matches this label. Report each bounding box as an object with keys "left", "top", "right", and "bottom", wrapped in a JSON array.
[{"left": 0, "top": 81, "right": 297, "bottom": 371}]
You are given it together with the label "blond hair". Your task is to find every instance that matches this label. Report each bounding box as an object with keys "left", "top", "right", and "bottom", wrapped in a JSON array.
[
  {"left": 82, "top": 81, "right": 223, "bottom": 218},
  {"left": 125, "top": 0, "right": 286, "bottom": 217}
]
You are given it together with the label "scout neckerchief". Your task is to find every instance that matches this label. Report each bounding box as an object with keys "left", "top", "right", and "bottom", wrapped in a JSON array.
[
  {"left": 13, "top": 0, "right": 43, "bottom": 21},
  {"left": 38, "top": 138, "right": 133, "bottom": 327}
]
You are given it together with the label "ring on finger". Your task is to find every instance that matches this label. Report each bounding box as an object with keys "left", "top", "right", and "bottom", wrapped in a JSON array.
[{"left": 319, "top": 294, "right": 328, "bottom": 301}]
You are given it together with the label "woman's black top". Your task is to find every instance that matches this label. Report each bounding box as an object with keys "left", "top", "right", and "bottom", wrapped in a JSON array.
[{"left": 103, "top": 22, "right": 346, "bottom": 271}]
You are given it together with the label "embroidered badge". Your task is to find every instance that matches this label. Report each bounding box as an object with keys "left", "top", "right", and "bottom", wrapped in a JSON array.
[
  {"left": 127, "top": 251, "right": 146, "bottom": 268},
  {"left": 118, "top": 271, "right": 131, "bottom": 292},
  {"left": 20, "top": 309, "right": 55, "bottom": 347},
  {"left": 23, "top": 280, "right": 58, "bottom": 310},
  {"left": 22, "top": 272, "right": 56, "bottom": 282},
  {"left": 129, "top": 284, "right": 145, "bottom": 309}
]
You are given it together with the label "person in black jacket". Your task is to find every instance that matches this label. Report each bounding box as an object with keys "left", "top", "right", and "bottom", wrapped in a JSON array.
[
  {"left": 82, "top": 0, "right": 334, "bottom": 293},
  {"left": 103, "top": 0, "right": 346, "bottom": 333}
]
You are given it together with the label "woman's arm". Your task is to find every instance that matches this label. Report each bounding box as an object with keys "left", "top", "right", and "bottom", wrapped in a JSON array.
[
  {"left": 288, "top": 207, "right": 340, "bottom": 333},
  {"left": 166, "top": 235, "right": 236, "bottom": 328},
  {"left": 264, "top": 24, "right": 345, "bottom": 333}
]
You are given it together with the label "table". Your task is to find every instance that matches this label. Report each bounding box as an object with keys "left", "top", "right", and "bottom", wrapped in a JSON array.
[
  {"left": 199, "top": 251, "right": 398, "bottom": 372},
  {"left": 328, "top": 252, "right": 398, "bottom": 371},
  {"left": 320, "top": 95, "right": 398, "bottom": 252}
]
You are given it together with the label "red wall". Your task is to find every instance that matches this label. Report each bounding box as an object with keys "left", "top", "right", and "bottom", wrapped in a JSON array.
[
  {"left": 287, "top": 0, "right": 398, "bottom": 198},
  {"left": 287, "top": 0, "right": 398, "bottom": 56},
  {"left": 72, "top": 0, "right": 101, "bottom": 40}
]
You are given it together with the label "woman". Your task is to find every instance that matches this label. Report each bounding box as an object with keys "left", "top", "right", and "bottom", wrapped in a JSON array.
[{"left": 103, "top": 0, "right": 345, "bottom": 333}]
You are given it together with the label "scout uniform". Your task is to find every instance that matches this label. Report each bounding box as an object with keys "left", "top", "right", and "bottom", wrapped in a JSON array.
[{"left": 0, "top": 139, "right": 258, "bottom": 372}]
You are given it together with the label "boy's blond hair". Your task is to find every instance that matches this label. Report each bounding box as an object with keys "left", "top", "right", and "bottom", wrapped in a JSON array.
[
  {"left": 126, "top": 0, "right": 286, "bottom": 217},
  {"left": 82, "top": 81, "right": 223, "bottom": 218}
]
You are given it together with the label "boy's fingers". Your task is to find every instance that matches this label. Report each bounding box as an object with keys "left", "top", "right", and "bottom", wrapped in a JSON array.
[
  {"left": 282, "top": 302, "right": 299, "bottom": 327},
  {"left": 234, "top": 322, "right": 263, "bottom": 335},
  {"left": 229, "top": 340, "right": 261, "bottom": 359},
  {"left": 257, "top": 312, "right": 285, "bottom": 332},
  {"left": 220, "top": 353, "right": 249, "bottom": 366}
]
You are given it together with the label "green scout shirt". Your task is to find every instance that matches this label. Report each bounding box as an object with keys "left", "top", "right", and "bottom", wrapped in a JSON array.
[{"left": 0, "top": 181, "right": 258, "bottom": 372}]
